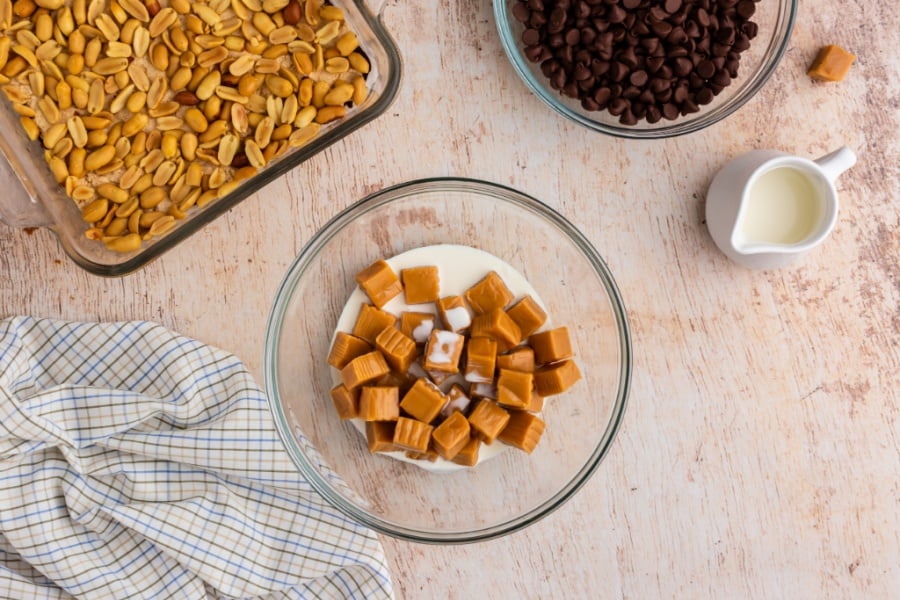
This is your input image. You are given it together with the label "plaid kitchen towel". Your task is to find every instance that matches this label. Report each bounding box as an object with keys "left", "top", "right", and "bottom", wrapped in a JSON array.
[{"left": 0, "top": 316, "right": 393, "bottom": 600}]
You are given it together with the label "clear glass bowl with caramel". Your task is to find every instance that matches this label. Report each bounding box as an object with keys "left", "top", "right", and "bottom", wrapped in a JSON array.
[{"left": 264, "top": 177, "right": 631, "bottom": 542}]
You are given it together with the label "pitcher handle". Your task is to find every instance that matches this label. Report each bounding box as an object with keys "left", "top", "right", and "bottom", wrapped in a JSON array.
[{"left": 814, "top": 146, "right": 857, "bottom": 182}]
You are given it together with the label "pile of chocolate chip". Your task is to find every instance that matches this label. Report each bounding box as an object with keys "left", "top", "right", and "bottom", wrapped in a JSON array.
[{"left": 512, "top": 0, "right": 760, "bottom": 125}]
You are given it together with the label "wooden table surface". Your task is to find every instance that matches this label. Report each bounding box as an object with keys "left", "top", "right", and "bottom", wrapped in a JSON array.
[{"left": 2, "top": 0, "right": 898, "bottom": 597}]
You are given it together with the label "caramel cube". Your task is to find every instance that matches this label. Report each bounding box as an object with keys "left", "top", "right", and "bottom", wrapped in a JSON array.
[
  {"left": 470, "top": 382, "right": 497, "bottom": 400},
  {"left": 464, "top": 336, "right": 497, "bottom": 383},
  {"left": 375, "top": 326, "right": 417, "bottom": 373},
  {"left": 366, "top": 420, "right": 396, "bottom": 453},
  {"left": 376, "top": 369, "right": 417, "bottom": 396},
  {"left": 496, "top": 368, "right": 533, "bottom": 409},
  {"left": 425, "top": 369, "right": 453, "bottom": 386},
  {"left": 352, "top": 304, "right": 397, "bottom": 344},
  {"left": 423, "top": 329, "right": 465, "bottom": 373},
  {"left": 451, "top": 437, "right": 481, "bottom": 467},
  {"left": 524, "top": 391, "right": 544, "bottom": 412},
  {"left": 498, "top": 411, "right": 545, "bottom": 454},
  {"left": 467, "top": 400, "right": 510, "bottom": 444},
  {"left": 358, "top": 386, "right": 400, "bottom": 421},
  {"left": 464, "top": 271, "right": 514, "bottom": 315},
  {"left": 400, "top": 311, "right": 436, "bottom": 344},
  {"left": 529, "top": 326, "right": 574, "bottom": 365},
  {"left": 808, "top": 45, "right": 855, "bottom": 82},
  {"left": 470, "top": 308, "right": 522, "bottom": 352},
  {"left": 355, "top": 259, "right": 402, "bottom": 308},
  {"left": 506, "top": 295, "right": 547, "bottom": 338},
  {"left": 405, "top": 448, "right": 439, "bottom": 462},
  {"left": 432, "top": 411, "right": 471, "bottom": 460},
  {"left": 400, "top": 377, "right": 447, "bottom": 423},
  {"left": 340, "top": 350, "right": 390, "bottom": 389},
  {"left": 436, "top": 295, "right": 471, "bottom": 333},
  {"left": 534, "top": 359, "right": 582, "bottom": 396},
  {"left": 496, "top": 346, "right": 535, "bottom": 373},
  {"left": 392, "top": 416, "right": 433, "bottom": 452},
  {"left": 440, "top": 384, "right": 472, "bottom": 418},
  {"left": 329, "top": 384, "right": 359, "bottom": 419},
  {"left": 401, "top": 266, "right": 440, "bottom": 304},
  {"left": 327, "top": 332, "right": 373, "bottom": 370}
]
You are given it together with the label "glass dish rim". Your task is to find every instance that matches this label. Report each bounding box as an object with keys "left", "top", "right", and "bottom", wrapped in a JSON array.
[
  {"left": 263, "top": 176, "right": 633, "bottom": 543},
  {"left": 492, "top": 0, "right": 798, "bottom": 139}
]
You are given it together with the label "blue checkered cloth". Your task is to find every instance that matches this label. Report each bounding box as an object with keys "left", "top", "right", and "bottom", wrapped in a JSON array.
[{"left": 0, "top": 317, "right": 393, "bottom": 599}]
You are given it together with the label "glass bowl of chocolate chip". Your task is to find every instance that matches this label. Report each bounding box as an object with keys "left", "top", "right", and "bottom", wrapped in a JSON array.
[{"left": 495, "top": 0, "right": 797, "bottom": 137}]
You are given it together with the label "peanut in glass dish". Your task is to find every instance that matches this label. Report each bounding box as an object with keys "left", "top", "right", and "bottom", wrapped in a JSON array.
[
  {"left": 264, "top": 178, "right": 631, "bottom": 542},
  {"left": 0, "top": 0, "right": 400, "bottom": 275},
  {"left": 494, "top": 0, "right": 797, "bottom": 138}
]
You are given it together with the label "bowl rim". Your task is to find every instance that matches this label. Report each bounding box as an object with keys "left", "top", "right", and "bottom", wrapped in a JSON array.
[
  {"left": 493, "top": 0, "right": 799, "bottom": 139},
  {"left": 263, "top": 176, "right": 632, "bottom": 543}
]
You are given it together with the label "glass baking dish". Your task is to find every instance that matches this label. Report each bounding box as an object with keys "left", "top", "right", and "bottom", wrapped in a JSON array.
[{"left": 0, "top": 0, "right": 400, "bottom": 276}]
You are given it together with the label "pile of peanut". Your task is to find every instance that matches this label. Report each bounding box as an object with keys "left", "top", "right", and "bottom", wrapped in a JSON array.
[{"left": 0, "top": 0, "right": 369, "bottom": 252}]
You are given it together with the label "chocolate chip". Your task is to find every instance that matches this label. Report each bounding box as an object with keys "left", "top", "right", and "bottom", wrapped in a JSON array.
[
  {"left": 513, "top": 3, "right": 531, "bottom": 23},
  {"left": 664, "top": 0, "right": 682, "bottom": 14},
  {"left": 522, "top": 28, "right": 541, "bottom": 45},
  {"left": 629, "top": 69, "right": 648, "bottom": 86},
  {"left": 696, "top": 59, "right": 716, "bottom": 79},
  {"left": 736, "top": 0, "right": 756, "bottom": 19}
]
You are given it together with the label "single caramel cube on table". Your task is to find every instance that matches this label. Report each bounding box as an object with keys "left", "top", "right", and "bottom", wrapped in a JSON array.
[
  {"left": 401, "top": 266, "right": 440, "bottom": 304},
  {"left": 327, "top": 332, "right": 373, "bottom": 370},
  {"left": 358, "top": 386, "right": 400, "bottom": 421},
  {"left": 440, "top": 383, "right": 472, "bottom": 418},
  {"left": 451, "top": 436, "right": 481, "bottom": 467},
  {"left": 437, "top": 295, "right": 471, "bottom": 333},
  {"left": 375, "top": 326, "right": 418, "bottom": 373},
  {"left": 341, "top": 350, "right": 390, "bottom": 389},
  {"left": 355, "top": 259, "right": 403, "bottom": 308},
  {"left": 470, "top": 308, "right": 522, "bottom": 352},
  {"left": 393, "top": 416, "right": 433, "bottom": 452},
  {"left": 400, "top": 311, "right": 436, "bottom": 344},
  {"left": 468, "top": 399, "right": 510, "bottom": 444},
  {"left": 496, "top": 346, "right": 535, "bottom": 373},
  {"left": 330, "top": 384, "right": 359, "bottom": 419},
  {"left": 465, "top": 271, "right": 514, "bottom": 315},
  {"left": 534, "top": 359, "right": 582, "bottom": 396},
  {"left": 808, "top": 45, "right": 855, "bottom": 82},
  {"left": 400, "top": 377, "right": 447, "bottom": 423},
  {"left": 497, "top": 368, "right": 533, "bottom": 409},
  {"left": 498, "top": 411, "right": 545, "bottom": 454},
  {"left": 432, "top": 411, "right": 471, "bottom": 460},
  {"left": 506, "top": 295, "right": 547, "bottom": 338},
  {"left": 529, "top": 326, "right": 574, "bottom": 365},
  {"left": 423, "top": 329, "right": 465, "bottom": 373},
  {"left": 465, "top": 336, "right": 497, "bottom": 383},
  {"left": 352, "top": 304, "right": 397, "bottom": 344},
  {"left": 366, "top": 420, "right": 396, "bottom": 453}
]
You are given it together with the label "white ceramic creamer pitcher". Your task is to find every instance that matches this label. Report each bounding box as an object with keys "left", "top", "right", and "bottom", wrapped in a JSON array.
[{"left": 705, "top": 146, "right": 857, "bottom": 269}]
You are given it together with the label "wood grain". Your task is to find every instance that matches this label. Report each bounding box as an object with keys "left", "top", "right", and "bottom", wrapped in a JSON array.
[{"left": 1, "top": 0, "right": 898, "bottom": 597}]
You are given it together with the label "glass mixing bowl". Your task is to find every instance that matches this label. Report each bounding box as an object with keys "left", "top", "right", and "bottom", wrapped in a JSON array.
[
  {"left": 494, "top": 0, "right": 797, "bottom": 138},
  {"left": 264, "top": 177, "right": 631, "bottom": 543}
]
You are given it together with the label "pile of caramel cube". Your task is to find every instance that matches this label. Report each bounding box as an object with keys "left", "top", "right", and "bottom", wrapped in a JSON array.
[{"left": 327, "top": 257, "right": 582, "bottom": 467}]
